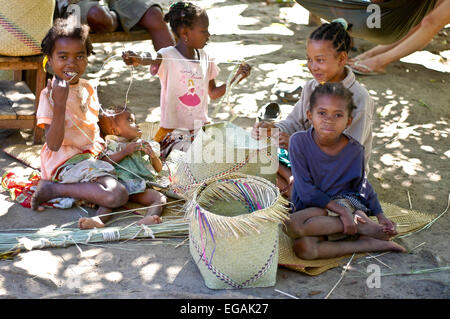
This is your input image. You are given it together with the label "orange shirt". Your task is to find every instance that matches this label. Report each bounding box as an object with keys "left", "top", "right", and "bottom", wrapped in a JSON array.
[{"left": 36, "top": 78, "right": 105, "bottom": 180}]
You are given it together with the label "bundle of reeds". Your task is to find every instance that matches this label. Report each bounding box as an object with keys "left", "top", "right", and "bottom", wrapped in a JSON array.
[{"left": 0, "top": 218, "right": 188, "bottom": 258}]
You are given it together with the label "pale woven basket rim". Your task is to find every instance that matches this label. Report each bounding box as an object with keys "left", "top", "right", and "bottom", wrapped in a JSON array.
[{"left": 185, "top": 173, "right": 290, "bottom": 238}]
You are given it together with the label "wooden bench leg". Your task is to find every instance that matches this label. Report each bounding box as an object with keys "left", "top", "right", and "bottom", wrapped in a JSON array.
[
  {"left": 33, "top": 65, "right": 46, "bottom": 144},
  {"left": 13, "top": 70, "right": 23, "bottom": 81}
]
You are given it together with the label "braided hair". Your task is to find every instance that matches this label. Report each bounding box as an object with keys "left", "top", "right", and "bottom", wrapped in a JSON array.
[
  {"left": 164, "top": 2, "right": 205, "bottom": 38},
  {"left": 41, "top": 16, "right": 94, "bottom": 56},
  {"left": 309, "top": 19, "right": 352, "bottom": 54},
  {"left": 310, "top": 82, "right": 356, "bottom": 115}
]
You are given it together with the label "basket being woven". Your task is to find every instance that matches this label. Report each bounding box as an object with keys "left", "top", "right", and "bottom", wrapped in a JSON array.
[
  {"left": 185, "top": 173, "right": 290, "bottom": 289},
  {"left": 171, "top": 122, "right": 278, "bottom": 199},
  {"left": 0, "top": 0, "right": 55, "bottom": 56}
]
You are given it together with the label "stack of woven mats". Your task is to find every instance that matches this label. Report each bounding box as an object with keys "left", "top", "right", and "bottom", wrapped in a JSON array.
[{"left": 0, "top": 123, "right": 438, "bottom": 275}]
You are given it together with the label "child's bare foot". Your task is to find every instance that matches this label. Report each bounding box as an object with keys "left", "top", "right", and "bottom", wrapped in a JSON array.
[
  {"left": 355, "top": 211, "right": 391, "bottom": 241},
  {"left": 78, "top": 216, "right": 105, "bottom": 229},
  {"left": 358, "top": 235, "right": 406, "bottom": 253},
  {"left": 137, "top": 215, "right": 162, "bottom": 225},
  {"left": 31, "top": 180, "right": 55, "bottom": 210}
]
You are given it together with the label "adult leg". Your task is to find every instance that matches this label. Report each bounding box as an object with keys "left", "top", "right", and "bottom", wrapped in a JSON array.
[
  {"left": 86, "top": 5, "right": 119, "bottom": 33},
  {"left": 293, "top": 235, "right": 405, "bottom": 260},
  {"left": 350, "top": 23, "right": 422, "bottom": 62},
  {"left": 130, "top": 188, "right": 166, "bottom": 225},
  {"left": 350, "top": 0, "right": 450, "bottom": 73},
  {"left": 351, "top": 0, "right": 446, "bottom": 62},
  {"left": 31, "top": 176, "right": 128, "bottom": 210},
  {"left": 137, "top": 6, "right": 174, "bottom": 51}
]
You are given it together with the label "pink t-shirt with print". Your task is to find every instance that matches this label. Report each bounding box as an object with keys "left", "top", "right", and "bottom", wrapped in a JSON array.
[{"left": 156, "top": 46, "right": 219, "bottom": 131}]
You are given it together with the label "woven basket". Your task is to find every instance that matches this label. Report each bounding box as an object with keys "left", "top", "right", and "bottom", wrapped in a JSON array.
[
  {"left": 170, "top": 122, "right": 278, "bottom": 198},
  {"left": 0, "top": 0, "right": 55, "bottom": 56},
  {"left": 186, "top": 173, "right": 290, "bottom": 289}
]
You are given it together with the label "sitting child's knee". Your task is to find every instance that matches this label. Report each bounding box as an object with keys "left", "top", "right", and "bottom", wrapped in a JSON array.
[
  {"left": 293, "top": 238, "right": 318, "bottom": 260},
  {"left": 284, "top": 219, "right": 304, "bottom": 238},
  {"left": 150, "top": 190, "right": 166, "bottom": 205},
  {"left": 104, "top": 185, "right": 128, "bottom": 207}
]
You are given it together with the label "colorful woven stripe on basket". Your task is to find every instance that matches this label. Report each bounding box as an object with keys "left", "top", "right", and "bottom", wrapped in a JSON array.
[{"left": 0, "top": 12, "right": 41, "bottom": 54}]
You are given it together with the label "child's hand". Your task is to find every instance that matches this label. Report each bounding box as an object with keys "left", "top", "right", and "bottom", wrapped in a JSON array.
[
  {"left": 252, "top": 121, "right": 275, "bottom": 140},
  {"left": 123, "top": 142, "right": 144, "bottom": 155},
  {"left": 272, "top": 130, "right": 290, "bottom": 150},
  {"left": 231, "top": 62, "right": 251, "bottom": 85},
  {"left": 47, "top": 78, "right": 69, "bottom": 107},
  {"left": 340, "top": 210, "right": 357, "bottom": 235},
  {"left": 376, "top": 213, "right": 398, "bottom": 236},
  {"left": 141, "top": 141, "right": 157, "bottom": 159},
  {"left": 122, "top": 50, "right": 141, "bottom": 67}
]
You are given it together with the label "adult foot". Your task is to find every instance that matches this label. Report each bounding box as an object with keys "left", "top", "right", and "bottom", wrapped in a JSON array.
[
  {"left": 31, "top": 180, "right": 55, "bottom": 210},
  {"left": 358, "top": 235, "right": 406, "bottom": 253},
  {"left": 78, "top": 216, "right": 105, "bottom": 229},
  {"left": 349, "top": 51, "right": 375, "bottom": 63},
  {"left": 348, "top": 57, "right": 386, "bottom": 75},
  {"left": 137, "top": 215, "right": 162, "bottom": 225},
  {"left": 356, "top": 211, "right": 392, "bottom": 241}
]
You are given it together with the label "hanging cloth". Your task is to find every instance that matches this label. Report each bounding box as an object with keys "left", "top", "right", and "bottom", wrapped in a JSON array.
[{"left": 296, "top": 0, "right": 437, "bottom": 44}]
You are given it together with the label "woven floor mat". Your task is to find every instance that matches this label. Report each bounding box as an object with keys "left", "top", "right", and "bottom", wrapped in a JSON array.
[
  {"left": 2, "top": 143, "right": 41, "bottom": 170},
  {"left": 278, "top": 202, "right": 436, "bottom": 275}
]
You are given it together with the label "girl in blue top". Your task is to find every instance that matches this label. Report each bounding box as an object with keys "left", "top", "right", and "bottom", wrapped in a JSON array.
[{"left": 284, "top": 83, "right": 405, "bottom": 260}]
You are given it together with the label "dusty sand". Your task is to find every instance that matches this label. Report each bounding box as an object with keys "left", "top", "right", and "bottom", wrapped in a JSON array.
[{"left": 0, "top": 1, "right": 449, "bottom": 300}]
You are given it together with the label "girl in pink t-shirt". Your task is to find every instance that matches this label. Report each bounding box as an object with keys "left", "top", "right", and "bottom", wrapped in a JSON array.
[
  {"left": 122, "top": 1, "right": 251, "bottom": 143},
  {"left": 32, "top": 17, "right": 129, "bottom": 229}
]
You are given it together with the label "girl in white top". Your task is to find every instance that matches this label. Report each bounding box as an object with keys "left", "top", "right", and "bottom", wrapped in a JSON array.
[{"left": 122, "top": 1, "right": 251, "bottom": 142}]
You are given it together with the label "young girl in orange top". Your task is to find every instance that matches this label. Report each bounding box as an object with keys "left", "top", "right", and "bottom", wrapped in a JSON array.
[{"left": 32, "top": 17, "right": 129, "bottom": 229}]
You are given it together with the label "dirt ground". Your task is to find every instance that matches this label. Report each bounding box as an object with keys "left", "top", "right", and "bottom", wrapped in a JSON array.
[{"left": 0, "top": 0, "right": 449, "bottom": 300}]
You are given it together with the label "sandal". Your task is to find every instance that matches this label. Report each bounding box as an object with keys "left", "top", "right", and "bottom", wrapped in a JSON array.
[
  {"left": 349, "top": 61, "right": 385, "bottom": 76},
  {"left": 275, "top": 85, "right": 303, "bottom": 103}
]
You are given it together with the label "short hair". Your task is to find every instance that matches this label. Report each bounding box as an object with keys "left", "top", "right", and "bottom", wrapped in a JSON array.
[
  {"left": 41, "top": 16, "right": 94, "bottom": 56},
  {"left": 98, "top": 106, "right": 131, "bottom": 137},
  {"left": 163, "top": 2, "right": 205, "bottom": 38},
  {"left": 310, "top": 82, "right": 356, "bottom": 115}
]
